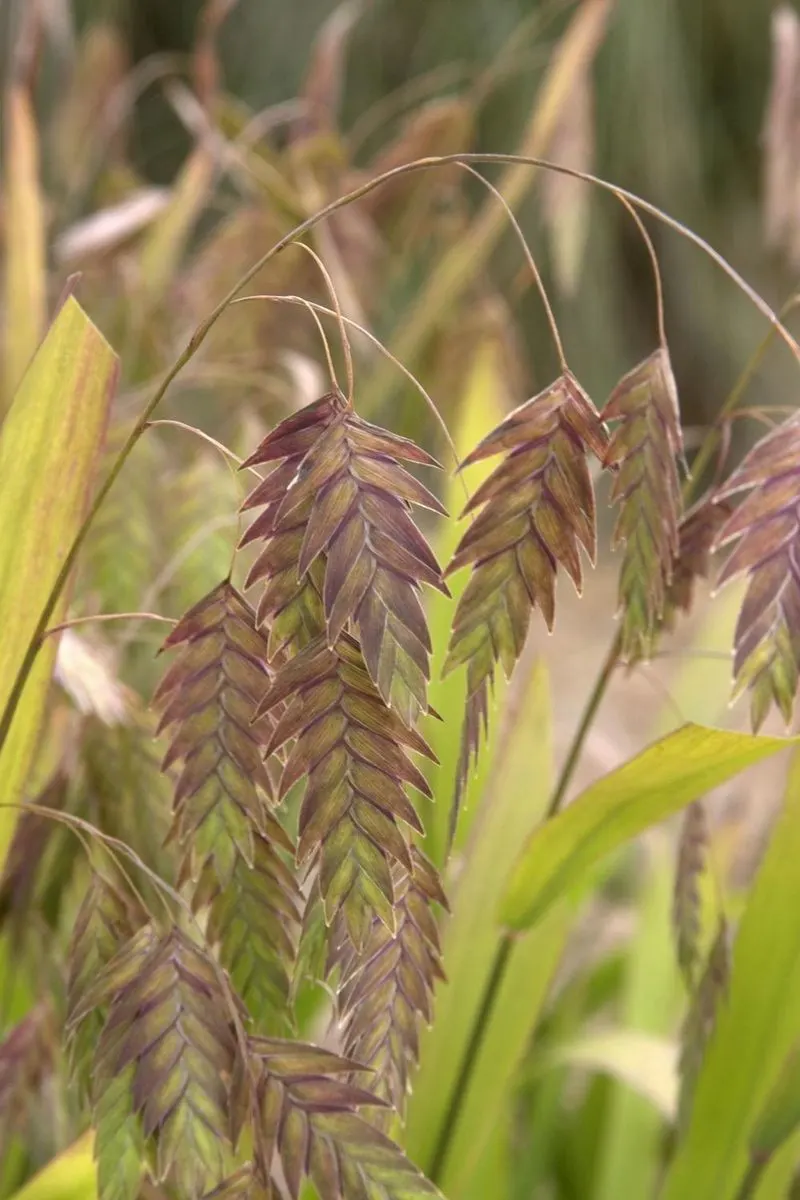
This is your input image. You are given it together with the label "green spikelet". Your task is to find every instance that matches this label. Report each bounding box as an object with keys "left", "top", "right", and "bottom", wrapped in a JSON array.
[
  {"left": 677, "top": 915, "right": 730, "bottom": 1133},
  {"left": 194, "top": 814, "right": 303, "bottom": 1035},
  {"left": 603, "top": 348, "right": 685, "bottom": 661},
  {"left": 85, "top": 927, "right": 238, "bottom": 1199},
  {"left": 673, "top": 801, "right": 709, "bottom": 989},
  {"left": 65, "top": 871, "right": 147, "bottom": 1099},
  {"left": 153, "top": 581, "right": 277, "bottom": 887},
  {"left": 240, "top": 391, "right": 447, "bottom": 726},
  {"left": 713, "top": 415, "right": 800, "bottom": 728},
  {"left": 332, "top": 848, "right": 447, "bottom": 1123},
  {"left": 443, "top": 371, "right": 608, "bottom": 805},
  {"left": 237, "top": 1037, "right": 444, "bottom": 1199},
  {"left": 256, "top": 632, "right": 434, "bottom": 951}
]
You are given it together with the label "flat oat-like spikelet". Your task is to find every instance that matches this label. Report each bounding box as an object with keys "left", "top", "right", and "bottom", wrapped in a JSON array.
[
  {"left": 332, "top": 847, "right": 447, "bottom": 1122},
  {"left": 443, "top": 372, "right": 608, "bottom": 781},
  {"left": 713, "top": 415, "right": 800, "bottom": 728},
  {"left": 678, "top": 915, "right": 730, "bottom": 1133},
  {"left": 66, "top": 871, "right": 147, "bottom": 1098},
  {"left": 194, "top": 814, "right": 303, "bottom": 1034},
  {"left": 153, "top": 580, "right": 278, "bottom": 886},
  {"left": 673, "top": 801, "right": 709, "bottom": 989},
  {"left": 603, "top": 348, "right": 685, "bottom": 661},
  {"left": 85, "top": 927, "right": 238, "bottom": 1200},
  {"left": 241, "top": 391, "right": 448, "bottom": 727},
  {"left": 256, "top": 632, "right": 434, "bottom": 952},
  {"left": 203, "top": 1166, "right": 277, "bottom": 1200},
  {"left": 239, "top": 1037, "right": 443, "bottom": 1199},
  {"left": 629, "top": 494, "right": 733, "bottom": 664}
]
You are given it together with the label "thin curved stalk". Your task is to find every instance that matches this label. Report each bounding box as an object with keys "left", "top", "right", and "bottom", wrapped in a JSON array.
[{"left": 0, "top": 151, "right": 797, "bottom": 760}]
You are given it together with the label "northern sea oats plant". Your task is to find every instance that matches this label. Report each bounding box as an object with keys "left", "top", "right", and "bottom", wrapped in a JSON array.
[{"left": 7, "top": 19, "right": 800, "bottom": 1199}]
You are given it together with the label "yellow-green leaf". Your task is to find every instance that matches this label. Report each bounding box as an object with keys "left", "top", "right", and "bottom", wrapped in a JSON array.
[
  {"left": 500, "top": 724, "right": 795, "bottom": 931},
  {"left": 8, "top": 1134, "right": 96, "bottom": 1200},
  {"left": 0, "top": 296, "right": 117, "bottom": 872},
  {"left": 661, "top": 749, "right": 800, "bottom": 1200}
]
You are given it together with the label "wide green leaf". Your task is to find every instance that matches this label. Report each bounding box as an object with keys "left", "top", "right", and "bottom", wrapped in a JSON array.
[
  {"left": 661, "top": 749, "right": 800, "bottom": 1199},
  {"left": 0, "top": 295, "right": 117, "bottom": 871},
  {"left": 500, "top": 724, "right": 794, "bottom": 932}
]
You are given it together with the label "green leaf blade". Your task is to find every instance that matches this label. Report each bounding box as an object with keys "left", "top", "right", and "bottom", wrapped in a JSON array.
[
  {"left": 500, "top": 724, "right": 795, "bottom": 932},
  {"left": 661, "top": 748, "right": 800, "bottom": 1200},
  {"left": 0, "top": 295, "right": 117, "bottom": 872}
]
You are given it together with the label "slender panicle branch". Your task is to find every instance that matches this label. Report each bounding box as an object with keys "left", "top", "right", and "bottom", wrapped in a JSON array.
[
  {"left": 1, "top": 152, "right": 797, "bottom": 775},
  {"left": 616, "top": 193, "right": 667, "bottom": 351},
  {"left": 292, "top": 241, "right": 355, "bottom": 404},
  {"left": 460, "top": 164, "right": 568, "bottom": 372}
]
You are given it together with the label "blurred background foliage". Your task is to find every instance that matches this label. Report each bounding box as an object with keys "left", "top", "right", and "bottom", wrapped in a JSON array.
[{"left": 2, "top": 1, "right": 800, "bottom": 1198}]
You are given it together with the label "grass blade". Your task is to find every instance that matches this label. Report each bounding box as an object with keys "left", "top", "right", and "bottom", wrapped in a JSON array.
[
  {"left": 500, "top": 725, "right": 795, "bottom": 932},
  {"left": 7, "top": 1134, "right": 96, "bottom": 1200},
  {"left": 661, "top": 749, "right": 800, "bottom": 1200},
  {"left": 0, "top": 296, "right": 117, "bottom": 872},
  {"left": 591, "top": 843, "right": 680, "bottom": 1200}
]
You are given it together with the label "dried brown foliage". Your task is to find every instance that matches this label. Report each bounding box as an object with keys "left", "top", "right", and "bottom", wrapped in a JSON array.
[
  {"left": 153, "top": 581, "right": 278, "bottom": 886},
  {"left": 237, "top": 1037, "right": 442, "bottom": 1199},
  {"left": 332, "top": 847, "right": 447, "bottom": 1121},
  {"left": 673, "top": 801, "right": 709, "bottom": 989},
  {"left": 443, "top": 372, "right": 608, "bottom": 789},
  {"left": 603, "top": 348, "right": 685, "bottom": 661},
  {"left": 713, "top": 416, "right": 800, "bottom": 728},
  {"left": 678, "top": 916, "right": 730, "bottom": 1133},
  {"left": 240, "top": 391, "right": 447, "bottom": 727},
  {"left": 256, "top": 632, "right": 434, "bottom": 950}
]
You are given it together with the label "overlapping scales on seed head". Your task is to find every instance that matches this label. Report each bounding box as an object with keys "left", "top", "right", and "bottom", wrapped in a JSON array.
[
  {"left": 331, "top": 847, "right": 447, "bottom": 1123},
  {"left": 673, "top": 801, "right": 709, "bottom": 989},
  {"left": 66, "top": 870, "right": 148, "bottom": 1098},
  {"left": 677, "top": 916, "right": 730, "bottom": 1133},
  {"left": 443, "top": 371, "right": 608, "bottom": 782},
  {"left": 238, "top": 1037, "right": 442, "bottom": 1199},
  {"left": 240, "top": 395, "right": 336, "bottom": 657},
  {"left": 81, "top": 927, "right": 238, "bottom": 1199},
  {"left": 240, "top": 392, "right": 448, "bottom": 727},
  {"left": 603, "top": 348, "right": 685, "bottom": 661},
  {"left": 153, "top": 581, "right": 278, "bottom": 886},
  {"left": 194, "top": 814, "right": 303, "bottom": 1035},
  {"left": 256, "top": 632, "right": 435, "bottom": 951},
  {"left": 713, "top": 415, "right": 800, "bottom": 728},
  {"left": 628, "top": 494, "right": 732, "bottom": 664}
]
